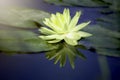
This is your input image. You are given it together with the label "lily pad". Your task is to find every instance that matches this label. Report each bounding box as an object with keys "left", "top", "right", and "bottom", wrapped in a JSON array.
[
  {"left": 0, "top": 8, "right": 50, "bottom": 28},
  {"left": 0, "top": 24, "right": 58, "bottom": 52},
  {"left": 83, "top": 25, "right": 120, "bottom": 57},
  {"left": 44, "top": 0, "right": 109, "bottom": 7},
  {"left": 0, "top": 39, "right": 57, "bottom": 52},
  {"left": 97, "top": 12, "right": 120, "bottom": 32}
]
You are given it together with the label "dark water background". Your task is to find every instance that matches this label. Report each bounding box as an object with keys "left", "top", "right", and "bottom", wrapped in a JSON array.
[{"left": 0, "top": 0, "right": 120, "bottom": 80}]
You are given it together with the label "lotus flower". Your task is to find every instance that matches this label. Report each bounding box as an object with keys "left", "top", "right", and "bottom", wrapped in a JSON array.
[{"left": 39, "top": 9, "right": 92, "bottom": 46}]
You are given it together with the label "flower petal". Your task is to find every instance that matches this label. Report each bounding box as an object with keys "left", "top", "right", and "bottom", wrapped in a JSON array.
[
  {"left": 78, "top": 31, "right": 92, "bottom": 37},
  {"left": 64, "top": 37, "right": 78, "bottom": 46},
  {"left": 72, "top": 21, "right": 91, "bottom": 32},
  {"left": 39, "top": 36, "right": 54, "bottom": 40},
  {"left": 44, "top": 20, "right": 62, "bottom": 32},
  {"left": 56, "top": 13, "right": 65, "bottom": 29},
  {"left": 66, "top": 32, "right": 81, "bottom": 40},
  {"left": 43, "top": 18, "right": 54, "bottom": 29},
  {"left": 50, "top": 14, "right": 57, "bottom": 24},
  {"left": 39, "top": 34, "right": 65, "bottom": 40},
  {"left": 48, "top": 39, "right": 62, "bottom": 43},
  {"left": 63, "top": 8, "right": 71, "bottom": 25},
  {"left": 68, "top": 11, "right": 81, "bottom": 30},
  {"left": 39, "top": 27, "right": 56, "bottom": 35}
]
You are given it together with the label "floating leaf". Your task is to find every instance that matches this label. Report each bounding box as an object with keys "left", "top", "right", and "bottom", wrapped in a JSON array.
[
  {"left": 83, "top": 25, "right": 120, "bottom": 57},
  {"left": 44, "top": 0, "right": 71, "bottom": 6},
  {"left": 0, "top": 39, "right": 57, "bottom": 52},
  {"left": 0, "top": 30, "right": 37, "bottom": 40},
  {"left": 88, "top": 12, "right": 120, "bottom": 57},
  {"left": 104, "top": 0, "right": 120, "bottom": 11},
  {"left": 44, "top": 0, "right": 109, "bottom": 7},
  {"left": 96, "top": 48, "right": 120, "bottom": 57},
  {"left": 97, "top": 12, "right": 120, "bottom": 32},
  {"left": 0, "top": 8, "right": 50, "bottom": 28},
  {"left": 0, "top": 24, "right": 58, "bottom": 52},
  {"left": 83, "top": 25, "right": 120, "bottom": 38},
  {"left": 44, "top": 0, "right": 120, "bottom": 13}
]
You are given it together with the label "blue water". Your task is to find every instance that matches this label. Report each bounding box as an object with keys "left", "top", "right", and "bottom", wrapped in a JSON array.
[{"left": 0, "top": 0, "right": 120, "bottom": 80}]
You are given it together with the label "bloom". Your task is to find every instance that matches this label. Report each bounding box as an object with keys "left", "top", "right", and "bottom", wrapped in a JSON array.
[{"left": 39, "top": 8, "right": 92, "bottom": 46}]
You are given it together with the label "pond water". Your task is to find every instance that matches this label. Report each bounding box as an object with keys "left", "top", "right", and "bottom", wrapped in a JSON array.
[{"left": 0, "top": 0, "right": 120, "bottom": 80}]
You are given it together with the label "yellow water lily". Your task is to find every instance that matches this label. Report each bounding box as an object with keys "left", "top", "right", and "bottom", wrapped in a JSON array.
[{"left": 39, "top": 8, "right": 92, "bottom": 46}]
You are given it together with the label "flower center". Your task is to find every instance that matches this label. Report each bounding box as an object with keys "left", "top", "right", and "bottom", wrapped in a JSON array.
[{"left": 66, "top": 32, "right": 74, "bottom": 39}]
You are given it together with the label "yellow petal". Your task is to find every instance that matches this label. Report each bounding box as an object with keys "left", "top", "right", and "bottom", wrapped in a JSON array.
[
  {"left": 64, "top": 37, "right": 78, "bottom": 46},
  {"left": 48, "top": 39, "right": 62, "bottom": 43},
  {"left": 56, "top": 12, "right": 64, "bottom": 28},
  {"left": 68, "top": 11, "right": 81, "bottom": 30},
  {"left": 50, "top": 14, "right": 57, "bottom": 24},
  {"left": 72, "top": 21, "right": 91, "bottom": 32},
  {"left": 39, "top": 27, "right": 56, "bottom": 35},
  {"left": 63, "top": 8, "right": 71, "bottom": 25},
  {"left": 77, "top": 31, "right": 92, "bottom": 37},
  {"left": 39, "top": 36, "right": 54, "bottom": 40},
  {"left": 66, "top": 32, "right": 81, "bottom": 40}
]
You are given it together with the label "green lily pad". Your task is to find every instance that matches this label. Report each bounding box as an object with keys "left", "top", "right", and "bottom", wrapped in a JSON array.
[
  {"left": 83, "top": 25, "right": 120, "bottom": 57},
  {"left": 0, "top": 24, "right": 58, "bottom": 52},
  {"left": 44, "top": 0, "right": 109, "bottom": 7},
  {"left": 0, "top": 39, "right": 57, "bottom": 52},
  {"left": 0, "top": 8, "right": 50, "bottom": 28},
  {"left": 97, "top": 12, "right": 120, "bottom": 32},
  {"left": 104, "top": 0, "right": 120, "bottom": 11}
]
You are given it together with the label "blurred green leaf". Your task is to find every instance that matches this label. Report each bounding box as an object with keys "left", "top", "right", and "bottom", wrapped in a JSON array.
[
  {"left": 44, "top": 0, "right": 120, "bottom": 12},
  {"left": 89, "top": 12, "right": 120, "bottom": 57},
  {"left": 83, "top": 25, "right": 120, "bottom": 57},
  {"left": 44, "top": 0, "right": 71, "bottom": 6},
  {"left": 97, "top": 12, "right": 120, "bottom": 32},
  {"left": 0, "top": 8, "right": 50, "bottom": 28},
  {"left": 0, "top": 39, "right": 57, "bottom": 52},
  {"left": 0, "top": 29, "right": 37, "bottom": 40},
  {"left": 104, "top": 0, "right": 120, "bottom": 11},
  {"left": 0, "top": 24, "right": 58, "bottom": 52},
  {"left": 44, "top": 0, "right": 109, "bottom": 7},
  {"left": 96, "top": 48, "right": 120, "bottom": 57},
  {"left": 83, "top": 25, "right": 120, "bottom": 38}
]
